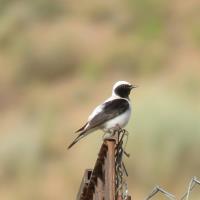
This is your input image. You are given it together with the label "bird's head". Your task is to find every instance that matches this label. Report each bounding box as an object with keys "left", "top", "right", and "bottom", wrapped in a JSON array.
[{"left": 112, "top": 81, "right": 137, "bottom": 99}]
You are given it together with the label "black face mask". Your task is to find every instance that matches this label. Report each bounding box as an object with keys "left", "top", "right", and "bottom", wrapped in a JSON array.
[{"left": 114, "top": 84, "right": 132, "bottom": 98}]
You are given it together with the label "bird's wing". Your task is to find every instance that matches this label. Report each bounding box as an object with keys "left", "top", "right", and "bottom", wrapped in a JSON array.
[
  {"left": 68, "top": 98, "right": 129, "bottom": 149},
  {"left": 87, "top": 98, "right": 129, "bottom": 130}
]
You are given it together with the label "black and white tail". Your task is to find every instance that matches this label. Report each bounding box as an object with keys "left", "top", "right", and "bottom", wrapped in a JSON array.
[
  {"left": 68, "top": 122, "right": 92, "bottom": 149},
  {"left": 67, "top": 130, "right": 87, "bottom": 149}
]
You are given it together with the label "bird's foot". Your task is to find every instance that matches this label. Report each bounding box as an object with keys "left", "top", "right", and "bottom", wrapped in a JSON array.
[
  {"left": 102, "top": 128, "right": 118, "bottom": 141},
  {"left": 102, "top": 125, "right": 126, "bottom": 142}
]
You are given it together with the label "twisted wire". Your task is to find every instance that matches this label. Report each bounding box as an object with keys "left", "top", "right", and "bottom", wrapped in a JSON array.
[{"left": 115, "top": 129, "right": 129, "bottom": 200}]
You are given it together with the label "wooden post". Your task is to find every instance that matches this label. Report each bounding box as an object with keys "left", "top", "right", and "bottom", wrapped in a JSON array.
[
  {"left": 94, "top": 177, "right": 104, "bottom": 200},
  {"left": 76, "top": 169, "right": 92, "bottom": 200},
  {"left": 105, "top": 139, "right": 116, "bottom": 200},
  {"left": 76, "top": 136, "right": 131, "bottom": 200}
]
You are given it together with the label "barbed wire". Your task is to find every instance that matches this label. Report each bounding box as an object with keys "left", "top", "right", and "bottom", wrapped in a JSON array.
[
  {"left": 115, "top": 129, "right": 130, "bottom": 200},
  {"left": 105, "top": 129, "right": 200, "bottom": 200},
  {"left": 181, "top": 177, "right": 200, "bottom": 200},
  {"left": 145, "top": 186, "right": 176, "bottom": 200},
  {"left": 145, "top": 177, "right": 200, "bottom": 200}
]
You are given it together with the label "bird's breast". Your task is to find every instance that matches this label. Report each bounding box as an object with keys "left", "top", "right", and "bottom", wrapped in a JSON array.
[{"left": 103, "top": 108, "right": 131, "bottom": 130}]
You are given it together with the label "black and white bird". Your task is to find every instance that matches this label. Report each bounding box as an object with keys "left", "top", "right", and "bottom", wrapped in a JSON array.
[{"left": 68, "top": 81, "right": 136, "bottom": 149}]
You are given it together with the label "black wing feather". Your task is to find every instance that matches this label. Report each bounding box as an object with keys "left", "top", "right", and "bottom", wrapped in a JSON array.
[
  {"left": 88, "top": 98, "right": 129, "bottom": 129},
  {"left": 75, "top": 122, "right": 88, "bottom": 133}
]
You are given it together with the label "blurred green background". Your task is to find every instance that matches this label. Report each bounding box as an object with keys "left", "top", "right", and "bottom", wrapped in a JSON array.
[{"left": 0, "top": 0, "right": 200, "bottom": 199}]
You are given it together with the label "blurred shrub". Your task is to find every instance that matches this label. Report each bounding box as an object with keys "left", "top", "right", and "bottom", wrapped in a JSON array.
[
  {"left": 18, "top": 40, "right": 83, "bottom": 82},
  {"left": 0, "top": 0, "right": 172, "bottom": 85},
  {"left": 28, "top": 0, "right": 66, "bottom": 20},
  {"left": 129, "top": 87, "right": 200, "bottom": 186}
]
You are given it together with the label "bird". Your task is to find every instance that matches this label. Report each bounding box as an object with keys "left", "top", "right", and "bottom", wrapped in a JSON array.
[{"left": 67, "top": 81, "right": 136, "bottom": 149}]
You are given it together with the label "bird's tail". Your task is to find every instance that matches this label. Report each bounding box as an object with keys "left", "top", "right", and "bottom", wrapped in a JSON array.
[{"left": 67, "top": 130, "right": 87, "bottom": 149}]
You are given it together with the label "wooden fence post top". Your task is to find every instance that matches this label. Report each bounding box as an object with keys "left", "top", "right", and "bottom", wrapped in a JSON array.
[{"left": 76, "top": 135, "right": 131, "bottom": 200}]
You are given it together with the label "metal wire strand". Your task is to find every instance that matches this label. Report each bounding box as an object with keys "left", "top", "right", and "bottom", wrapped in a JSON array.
[
  {"left": 145, "top": 186, "right": 176, "bottom": 200},
  {"left": 115, "top": 129, "right": 130, "bottom": 200},
  {"left": 180, "top": 177, "right": 200, "bottom": 200}
]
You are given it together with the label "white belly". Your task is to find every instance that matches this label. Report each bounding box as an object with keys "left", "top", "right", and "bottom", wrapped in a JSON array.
[{"left": 102, "top": 109, "right": 131, "bottom": 130}]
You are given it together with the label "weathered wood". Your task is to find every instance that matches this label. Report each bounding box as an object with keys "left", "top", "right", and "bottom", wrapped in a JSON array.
[
  {"left": 76, "top": 136, "right": 131, "bottom": 200},
  {"left": 105, "top": 139, "right": 116, "bottom": 200},
  {"left": 94, "top": 176, "right": 104, "bottom": 200},
  {"left": 76, "top": 169, "right": 92, "bottom": 200}
]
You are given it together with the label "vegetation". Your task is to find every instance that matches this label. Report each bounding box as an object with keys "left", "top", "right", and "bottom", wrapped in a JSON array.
[{"left": 0, "top": 0, "right": 200, "bottom": 199}]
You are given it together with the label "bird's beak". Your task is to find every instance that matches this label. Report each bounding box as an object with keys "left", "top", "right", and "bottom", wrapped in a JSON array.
[{"left": 130, "top": 85, "right": 138, "bottom": 89}]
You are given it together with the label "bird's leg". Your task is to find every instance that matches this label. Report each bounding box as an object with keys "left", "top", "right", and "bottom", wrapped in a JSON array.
[
  {"left": 111, "top": 129, "right": 120, "bottom": 141},
  {"left": 102, "top": 129, "right": 111, "bottom": 140},
  {"left": 102, "top": 128, "right": 118, "bottom": 141},
  {"left": 107, "top": 125, "right": 121, "bottom": 140},
  {"left": 116, "top": 124, "right": 123, "bottom": 132}
]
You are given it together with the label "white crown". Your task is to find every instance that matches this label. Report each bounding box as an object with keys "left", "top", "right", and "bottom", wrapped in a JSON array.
[{"left": 113, "top": 81, "right": 131, "bottom": 90}]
